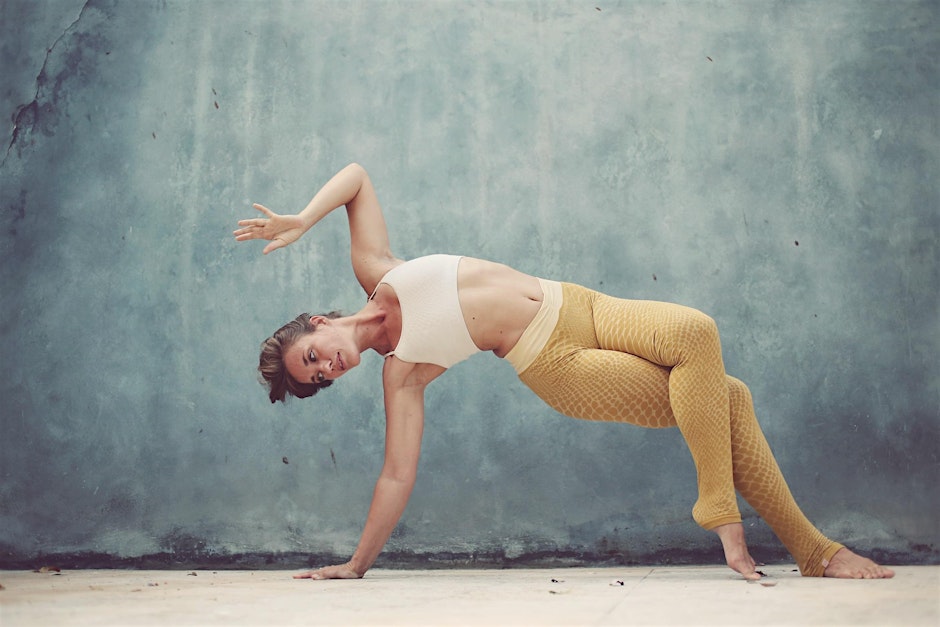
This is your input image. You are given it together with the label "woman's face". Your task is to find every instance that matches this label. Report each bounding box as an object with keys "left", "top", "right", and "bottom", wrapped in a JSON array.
[{"left": 283, "top": 317, "right": 359, "bottom": 385}]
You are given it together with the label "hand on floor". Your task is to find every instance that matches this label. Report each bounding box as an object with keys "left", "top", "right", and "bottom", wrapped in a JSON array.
[{"left": 293, "top": 563, "right": 363, "bottom": 580}]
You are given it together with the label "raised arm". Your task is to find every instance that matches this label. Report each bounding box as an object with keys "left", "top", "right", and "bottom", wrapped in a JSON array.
[
  {"left": 234, "top": 163, "right": 401, "bottom": 294},
  {"left": 293, "top": 359, "right": 445, "bottom": 580}
]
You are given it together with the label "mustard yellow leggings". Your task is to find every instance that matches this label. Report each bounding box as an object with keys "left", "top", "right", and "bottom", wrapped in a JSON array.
[{"left": 518, "top": 283, "right": 843, "bottom": 576}]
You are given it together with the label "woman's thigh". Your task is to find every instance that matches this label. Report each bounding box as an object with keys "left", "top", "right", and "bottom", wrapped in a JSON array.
[
  {"left": 591, "top": 293, "right": 718, "bottom": 368},
  {"left": 522, "top": 347, "right": 677, "bottom": 428}
]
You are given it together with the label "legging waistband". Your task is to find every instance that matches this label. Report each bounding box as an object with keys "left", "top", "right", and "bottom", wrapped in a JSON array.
[{"left": 504, "top": 278, "right": 563, "bottom": 374}]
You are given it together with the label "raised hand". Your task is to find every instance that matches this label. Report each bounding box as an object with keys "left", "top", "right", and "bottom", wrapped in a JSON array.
[{"left": 233, "top": 203, "right": 306, "bottom": 254}]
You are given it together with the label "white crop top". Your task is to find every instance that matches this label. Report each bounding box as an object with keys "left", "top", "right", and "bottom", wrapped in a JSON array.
[{"left": 372, "top": 254, "right": 481, "bottom": 368}]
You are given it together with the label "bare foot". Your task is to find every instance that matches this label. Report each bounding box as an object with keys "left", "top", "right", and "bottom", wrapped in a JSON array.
[
  {"left": 823, "top": 548, "right": 895, "bottom": 579},
  {"left": 713, "top": 522, "right": 762, "bottom": 580}
]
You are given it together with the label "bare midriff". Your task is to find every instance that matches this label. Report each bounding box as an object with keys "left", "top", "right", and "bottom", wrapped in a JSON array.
[{"left": 456, "top": 257, "right": 544, "bottom": 357}]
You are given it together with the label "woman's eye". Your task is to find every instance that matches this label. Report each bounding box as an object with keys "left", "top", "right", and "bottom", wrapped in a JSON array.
[
  {"left": 316, "top": 373, "right": 325, "bottom": 383},
  {"left": 309, "top": 350, "right": 316, "bottom": 362}
]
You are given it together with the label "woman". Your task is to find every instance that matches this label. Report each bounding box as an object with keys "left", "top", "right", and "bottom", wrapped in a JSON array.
[{"left": 234, "top": 163, "right": 894, "bottom": 581}]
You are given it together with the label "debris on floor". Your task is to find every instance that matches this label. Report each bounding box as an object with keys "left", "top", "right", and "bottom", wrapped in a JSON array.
[
  {"left": 0, "top": 566, "right": 932, "bottom": 626},
  {"left": 548, "top": 577, "right": 571, "bottom": 594}
]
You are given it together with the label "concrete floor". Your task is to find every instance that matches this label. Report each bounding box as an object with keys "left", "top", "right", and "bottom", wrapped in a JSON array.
[{"left": 1, "top": 564, "right": 937, "bottom": 626}]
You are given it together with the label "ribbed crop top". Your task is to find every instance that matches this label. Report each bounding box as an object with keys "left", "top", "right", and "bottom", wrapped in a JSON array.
[{"left": 371, "top": 254, "right": 481, "bottom": 368}]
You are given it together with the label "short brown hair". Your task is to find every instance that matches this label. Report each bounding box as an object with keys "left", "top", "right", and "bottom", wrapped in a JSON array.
[{"left": 258, "top": 311, "right": 342, "bottom": 403}]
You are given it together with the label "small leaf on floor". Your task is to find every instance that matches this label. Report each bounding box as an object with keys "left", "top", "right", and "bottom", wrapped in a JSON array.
[{"left": 34, "top": 566, "right": 61, "bottom": 574}]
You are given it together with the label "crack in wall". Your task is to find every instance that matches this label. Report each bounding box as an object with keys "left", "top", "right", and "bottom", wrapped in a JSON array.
[{"left": 2, "top": 0, "right": 91, "bottom": 169}]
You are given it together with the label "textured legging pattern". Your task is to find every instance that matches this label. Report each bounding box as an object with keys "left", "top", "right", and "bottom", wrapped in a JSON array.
[{"left": 518, "top": 283, "right": 843, "bottom": 576}]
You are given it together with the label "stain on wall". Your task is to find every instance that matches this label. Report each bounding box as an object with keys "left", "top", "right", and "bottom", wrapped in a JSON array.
[{"left": 1, "top": 0, "right": 937, "bottom": 568}]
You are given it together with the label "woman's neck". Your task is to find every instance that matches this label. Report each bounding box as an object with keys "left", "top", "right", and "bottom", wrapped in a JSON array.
[{"left": 350, "top": 298, "right": 395, "bottom": 356}]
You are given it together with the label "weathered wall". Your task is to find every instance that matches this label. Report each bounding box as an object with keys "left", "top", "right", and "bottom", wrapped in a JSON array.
[{"left": 1, "top": 0, "right": 937, "bottom": 568}]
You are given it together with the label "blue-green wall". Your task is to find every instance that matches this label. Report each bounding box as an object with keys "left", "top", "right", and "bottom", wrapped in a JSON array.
[{"left": 2, "top": 0, "right": 937, "bottom": 567}]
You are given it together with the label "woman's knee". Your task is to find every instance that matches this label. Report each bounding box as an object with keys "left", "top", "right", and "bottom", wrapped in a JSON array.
[
  {"left": 671, "top": 308, "right": 721, "bottom": 353},
  {"left": 727, "top": 376, "right": 753, "bottom": 406},
  {"left": 727, "top": 377, "right": 761, "bottom": 434},
  {"left": 688, "top": 308, "right": 718, "bottom": 334}
]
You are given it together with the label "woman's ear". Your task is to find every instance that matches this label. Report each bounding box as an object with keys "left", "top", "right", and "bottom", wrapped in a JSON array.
[{"left": 309, "top": 315, "right": 331, "bottom": 328}]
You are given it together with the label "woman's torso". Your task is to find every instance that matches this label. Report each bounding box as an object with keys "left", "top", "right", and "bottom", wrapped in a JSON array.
[
  {"left": 455, "top": 256, "right": 543, "bottom": 357},
  {"left": 373, "top": 256, "right": 543, "bottom": 361}
]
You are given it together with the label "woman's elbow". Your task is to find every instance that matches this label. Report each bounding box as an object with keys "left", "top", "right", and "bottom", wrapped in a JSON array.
[
  {"left": 380, "top": 465, "right": 418, "bottom": 486},
  {"left": 345, "top": 162, "right": 367, "bottom": 179}
]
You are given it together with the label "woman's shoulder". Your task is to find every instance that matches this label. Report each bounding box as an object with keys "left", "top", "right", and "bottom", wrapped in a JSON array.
[{"left": 359, "top": 256, "right": 405, "bottom": 297}]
